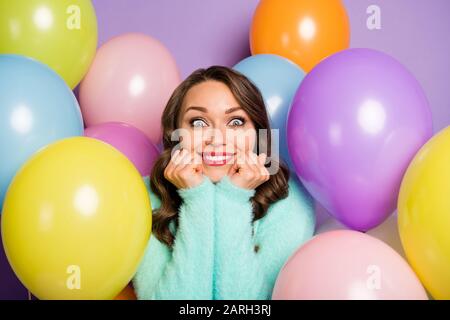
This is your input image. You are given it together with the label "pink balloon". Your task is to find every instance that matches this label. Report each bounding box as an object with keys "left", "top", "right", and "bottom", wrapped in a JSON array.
[
  {"left": 272, "top": 230, "right": 427, "bottom": 300},
  {"left": 84, "top": 122, "right": 160, "bottom": 177},
  {"left": 79, "top": 33, "right": 181, "bottom": 145}
]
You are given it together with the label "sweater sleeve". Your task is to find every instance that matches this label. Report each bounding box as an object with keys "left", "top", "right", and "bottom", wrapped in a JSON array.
[
  {"left": 133, "top": 175, "right": 215, "bottom": 300},
  {"left": 213, "top": 175, "right": 315, "bottom": 300}
]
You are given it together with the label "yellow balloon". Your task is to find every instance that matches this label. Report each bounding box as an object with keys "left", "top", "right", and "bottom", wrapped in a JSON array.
[
  {"left": 398, "top": 126, "right": 450, "bottom": 300},
  {"left": 1, "top": 137, "right": 151, "bottom": 300},
  {"left": 0, "top": 0, "right": 98, "bottom": 89}
]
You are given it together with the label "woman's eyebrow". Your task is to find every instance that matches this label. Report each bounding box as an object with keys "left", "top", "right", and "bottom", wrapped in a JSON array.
[
  {"left": 185, "top": 106, "right": 208, "bottom": 113},
  {"left": 185, "top": 106, "right": 243, "bottom": 114},
  {"left": 225, "top": 107, "right": 243, "bottom": 114}
]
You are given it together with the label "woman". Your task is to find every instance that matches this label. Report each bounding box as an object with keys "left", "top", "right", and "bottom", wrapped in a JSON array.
[{"left": 133, "top": 66, "right": 314, "bottom": 299}]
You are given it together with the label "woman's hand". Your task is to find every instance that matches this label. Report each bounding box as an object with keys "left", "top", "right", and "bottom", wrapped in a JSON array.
[
  {"left": 164, "top": 148, "right": 204, "bottom": 189},
  {"left": 228, "top": 149, "right": 270, "bottom": 190}
]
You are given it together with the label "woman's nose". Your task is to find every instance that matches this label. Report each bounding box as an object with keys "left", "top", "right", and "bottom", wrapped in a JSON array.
[{"left": 204, "top": 127, "right": 227, "bottom": 146}]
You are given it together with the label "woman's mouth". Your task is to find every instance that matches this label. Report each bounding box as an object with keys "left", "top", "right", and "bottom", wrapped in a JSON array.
[{"left": 201, "top": 152, "right": 235, "bottom": 166}]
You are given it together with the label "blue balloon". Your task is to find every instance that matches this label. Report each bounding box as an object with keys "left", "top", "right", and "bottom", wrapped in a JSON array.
[
  {"left": 234, "top": 54, "right": 305, "bottom": 170},
  {"left": 0, "top": 55, "right": 83, "bottom": 209}
]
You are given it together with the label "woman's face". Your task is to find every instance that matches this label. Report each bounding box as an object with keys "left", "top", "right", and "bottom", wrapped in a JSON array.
[{"left": 177, "top": 80, "right": 257, "bottom": 183}]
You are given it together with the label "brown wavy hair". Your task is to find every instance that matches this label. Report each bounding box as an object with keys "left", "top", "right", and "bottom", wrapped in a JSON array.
[{"left": 150, "top": 66, "right": 290, "bottom": 248}]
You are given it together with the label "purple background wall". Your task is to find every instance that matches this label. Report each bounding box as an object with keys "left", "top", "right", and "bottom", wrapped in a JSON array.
[
  {"left": 91, "top": 0, "right": 450, "bottom": 132},
  {"left": 2, "top": 0, "right": 449, "bottom": 299}
]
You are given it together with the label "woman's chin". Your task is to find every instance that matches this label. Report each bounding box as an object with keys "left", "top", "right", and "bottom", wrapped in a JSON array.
[{"left": 203, "top": 166, "right": 230, "bottom": 183}]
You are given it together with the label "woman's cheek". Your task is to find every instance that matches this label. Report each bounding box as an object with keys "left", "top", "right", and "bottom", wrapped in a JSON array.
[
  {"left": 232, "top": 129, "right": 257, "bottom": 152},
  {"left": 179, "top": 129, "right": 202, "bottom": 151}
]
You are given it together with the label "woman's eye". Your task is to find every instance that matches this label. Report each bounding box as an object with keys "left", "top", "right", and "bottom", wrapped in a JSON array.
[
  {"left": 228, "top": 118, "right": 245, "bottom": 127},
  {"left": 190, "top": 119, "right": 207, "bottom": 128}
]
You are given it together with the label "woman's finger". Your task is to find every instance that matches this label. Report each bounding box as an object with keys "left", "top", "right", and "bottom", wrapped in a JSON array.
[
  {"left": 168, "top": 148, "right": 183, "bottom": 168},
  {"left": 173, "top": 148, "right": 187, "bottom": 165},
  {"left": 178, "top": 153, "right": 195, "bottom": 176},
  {"left": 228, "top": 152, "right": 239, "bottom": 176},
  {"left": 261, "top": 166, "right": 270, "bottom": 181},
  {"left": 258, "top": 153, "right": 267, "bottom": 166},
  {"left": 191, "top": 152, "right": 204, "bottom": 174},
  {"left": 164, "top": 149, "right": 181, "bottom": 178},
  {"left": 231, "top": 148, "right": 245, "bottom": 174},
  {"left": 169, "top": 148, "right": 181, "bottom": 162},
  {"left": 248, "top": 151, "right": 269, "bottom": 181},
  {"left": 173, "top": 149, "right": 191, "bottom": 172},
  {"left": 258, "top": 153, "right": 269, "bottom": 179},
  {"left": 249, "top": 151, "right": 259, "bottom": 166},
  {"left": 245, "top": 150, "right": 260, "bottom": 177}
]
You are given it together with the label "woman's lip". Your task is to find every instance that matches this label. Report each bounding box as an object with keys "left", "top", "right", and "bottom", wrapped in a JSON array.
[{"left": 201, "top": 152, "right": 235, "bottom": 156}]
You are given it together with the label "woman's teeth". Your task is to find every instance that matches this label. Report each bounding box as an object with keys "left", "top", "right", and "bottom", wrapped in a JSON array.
[
  {"left": 202, "top": 153, "right": 234, "bottom": 166},
  {"left": 205, "top": 155, "right": 227, "bottom": 161}
]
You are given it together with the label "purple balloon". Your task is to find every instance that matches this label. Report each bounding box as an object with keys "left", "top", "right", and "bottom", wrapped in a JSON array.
[
  {"left": 288, "top": 48, "right": 432, "bottom": 231},
  {"left": 84, "top": 122, "right": 160, "bottom": 177},
  {"left": 343, "top": 0, "right": 450, "bottom": 133}
]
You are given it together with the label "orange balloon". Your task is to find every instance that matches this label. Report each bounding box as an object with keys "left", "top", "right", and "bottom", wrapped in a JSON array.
[
  {"left": 250, "top": 0, "right": 350, "bottom": 72},
  {"left": 114, "top": 284, "right": 137, "bottom": 300}
]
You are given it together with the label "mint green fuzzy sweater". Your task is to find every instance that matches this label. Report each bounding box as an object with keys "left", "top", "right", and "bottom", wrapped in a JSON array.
[{"left": 133, "top": 175, "right": 315, "bottom": 300}]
